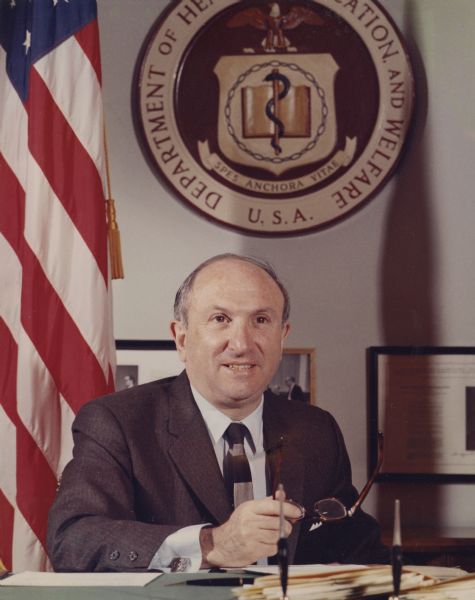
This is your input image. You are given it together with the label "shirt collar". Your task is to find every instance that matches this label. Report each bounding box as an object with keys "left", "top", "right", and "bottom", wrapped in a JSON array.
[{"left": 191, "top": 385, "right": 264, "bottom": 451}]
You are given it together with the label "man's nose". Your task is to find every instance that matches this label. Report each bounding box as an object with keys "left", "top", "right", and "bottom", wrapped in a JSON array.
[{"left": 228, "top": 321, "right": 253, "bottom": 353}]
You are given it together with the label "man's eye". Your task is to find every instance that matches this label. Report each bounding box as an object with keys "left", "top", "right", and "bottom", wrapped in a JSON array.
[
  {"left": 256, "top": 315, "right": 269, "bottom": 324},
  {"left": 212, "top": 314, "right": 228, "bottom": 323}
]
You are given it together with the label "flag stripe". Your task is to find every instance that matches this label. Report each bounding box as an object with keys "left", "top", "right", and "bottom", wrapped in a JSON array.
[
  {"left": 16, "top": 416, "right": 58, "bottom": 550},
  {"left": 0, "top": 320, "right": 18, "bottom": 476},
  {"left": 12, "top": 510, "right": 51, "bottom": 572},
  {"left": 0, "top": 48, "right": 28, "bottom": 187},
  {"left": 0, "top": 159, "right": 24, "bottom": 349},
  {"left": 16, "top": 331, "right": 63, "bottom": 473},
  {"left": 57, "top": 395, "right": 77, "bottom": 476},
  {"left": 0, "top": 321, "right": 17, "bottom": 571},
  {"left": 0, "top": 487, "right": 14, "bottom": 570},
  {"left": 0, "top": 154, "right": 24, "bottom": 251},
  {"left": 75, "top": 20, "right": 102, "bottom": 85}
]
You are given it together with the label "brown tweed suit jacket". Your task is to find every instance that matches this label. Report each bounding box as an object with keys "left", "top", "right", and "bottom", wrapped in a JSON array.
[{"left": 46, "top": 371, "right": 387, "bottom": 571}]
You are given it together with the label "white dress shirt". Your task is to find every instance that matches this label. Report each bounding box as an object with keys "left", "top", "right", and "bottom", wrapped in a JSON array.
[{"left": 149, "top": 387, "right": 267, "bottom": 571}]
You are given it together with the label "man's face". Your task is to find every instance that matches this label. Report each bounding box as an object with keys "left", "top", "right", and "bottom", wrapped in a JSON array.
[{"left": 171, "top": 259, "right": 290, "bottom": 418}]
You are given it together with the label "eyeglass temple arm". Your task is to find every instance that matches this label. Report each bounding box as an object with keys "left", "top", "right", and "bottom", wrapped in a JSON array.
[{"left": 347, "top": 432, "right": 384, "bottom": 517}]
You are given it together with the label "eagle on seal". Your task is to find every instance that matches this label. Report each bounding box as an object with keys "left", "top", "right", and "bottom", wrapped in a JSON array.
[{"left": 227, "top": 2, "right": 324, "bottom": 52}]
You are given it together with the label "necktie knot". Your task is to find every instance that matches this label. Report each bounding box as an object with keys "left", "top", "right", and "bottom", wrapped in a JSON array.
[{"left": 225, "top": 422, "right": 248, "bottom": 447}]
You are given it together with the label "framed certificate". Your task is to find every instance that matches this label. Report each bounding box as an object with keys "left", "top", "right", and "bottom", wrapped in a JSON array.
[{"left": 368, "top": 346, "right": 475, "bottom": 482}]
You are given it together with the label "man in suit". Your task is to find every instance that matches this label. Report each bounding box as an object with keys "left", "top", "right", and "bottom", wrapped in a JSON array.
[
  {"left": 285, "top": 376, "right": 305, "bottom": 401},
  {"left": 47, "top": 254, "right": 387, "bottom": 572}
]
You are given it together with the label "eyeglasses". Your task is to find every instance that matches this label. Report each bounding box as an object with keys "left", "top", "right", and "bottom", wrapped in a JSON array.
[{"left": 270, "top": 432, "right": 384, "bottom": 525}]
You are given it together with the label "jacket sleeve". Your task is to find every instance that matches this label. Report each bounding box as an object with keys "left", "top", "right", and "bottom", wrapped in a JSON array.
[{"left": 46, "top": 400, "right": 179, "bottom": 572}]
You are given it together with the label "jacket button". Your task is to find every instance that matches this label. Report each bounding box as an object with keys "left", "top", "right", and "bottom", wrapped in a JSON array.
[
  {"left": 128, "top": 551, "right": 138, "bottom": 562},
  {"left": 109, "top": 550, "right": 120, "bottom": 561}
]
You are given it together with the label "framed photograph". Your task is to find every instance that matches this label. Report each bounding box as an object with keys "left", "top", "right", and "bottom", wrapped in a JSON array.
[
  {"left": 368, "top": 346, "right": 475, "bottom": 482},
  {"left": 270, "top": 348, "right": 317, "bottom": 405},
  {"left": 115, "top": 340, "right": 182, "bottom": 390}
]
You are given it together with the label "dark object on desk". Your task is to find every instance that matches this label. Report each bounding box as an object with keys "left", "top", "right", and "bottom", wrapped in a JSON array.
[
  {"left": 391, "top": 499, "right": 402, "bottom": 599},
  {"left": 185, "top": 577, "right": 255, "bottom": 586}
]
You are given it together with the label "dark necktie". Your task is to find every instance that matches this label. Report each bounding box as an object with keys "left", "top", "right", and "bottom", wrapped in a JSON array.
[{"left": 223, "top": 423, "right": 254, "bottom": 508}]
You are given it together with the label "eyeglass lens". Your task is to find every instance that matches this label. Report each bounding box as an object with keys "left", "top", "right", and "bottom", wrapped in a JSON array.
[{"left": 314, "top": 498, "right": 347, "bottom": 521}]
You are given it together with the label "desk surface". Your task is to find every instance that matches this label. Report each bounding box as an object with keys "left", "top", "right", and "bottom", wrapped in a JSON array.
[
  {"left": 382, "top": 527, "right": 475, "bottom": 552},
  {"left": 0, "top": 572, "right": 242, "bottom": 600}
]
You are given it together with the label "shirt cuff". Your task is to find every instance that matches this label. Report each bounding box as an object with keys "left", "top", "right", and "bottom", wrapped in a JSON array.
[{"left": 148, "top": 524, "right": 210, "bottom": 572}]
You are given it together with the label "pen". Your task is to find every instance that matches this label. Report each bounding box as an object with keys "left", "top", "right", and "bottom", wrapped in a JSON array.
[
  {"left": 185, "top": 577, "right": 255, "bottom": 586},
  {"left": 277, "top": 482, "right": 289, "bottom": 600},
  {"left": 390, "top": 498, "right": 402, "bottom": 600}
]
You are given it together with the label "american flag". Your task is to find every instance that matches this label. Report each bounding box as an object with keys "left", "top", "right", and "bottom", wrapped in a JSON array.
[{"left": 0, "top": 0, "right": 115, "bottom": 571}]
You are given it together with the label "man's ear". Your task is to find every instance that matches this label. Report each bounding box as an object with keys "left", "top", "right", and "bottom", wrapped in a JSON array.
[
  {"left": 170, "top": 320, "right": 187, "bottom": 362},
  {"left": 281, "top": 322, "right": 290, "bottom": 346}
]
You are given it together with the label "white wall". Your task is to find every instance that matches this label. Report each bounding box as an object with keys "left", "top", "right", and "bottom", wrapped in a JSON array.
[{"left": 98, "top": 0, "right": 475, "bottom": 530}]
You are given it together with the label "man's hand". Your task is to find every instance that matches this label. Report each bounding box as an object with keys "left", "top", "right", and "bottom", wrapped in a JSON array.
[{"left": 200, "top": 493, "right": 302, "bottom": 568}]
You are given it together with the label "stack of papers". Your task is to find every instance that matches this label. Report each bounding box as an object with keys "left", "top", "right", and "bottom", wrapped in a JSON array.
[
  {"left": 400, "top": 573, "right": 475, "bottom": 599},
  {"left": 405, "top": 566, "right": 468, "bottom": 581},
  {"left": 233, "top": 566, "right": 435, "bottom": 599}
]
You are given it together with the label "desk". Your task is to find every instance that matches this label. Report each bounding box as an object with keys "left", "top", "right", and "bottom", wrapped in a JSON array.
[
  {"left": 382, "top": 527, "right": 475, "bottom": 571},
  {"left": 0, "top": 572, "right": 241, "bottom": 600}
]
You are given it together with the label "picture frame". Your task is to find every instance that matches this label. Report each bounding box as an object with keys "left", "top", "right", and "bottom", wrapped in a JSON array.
[
  {"left": 115, "top": 340, "right": 181, "bottom": 390},
  {"left": 271, "top": 347, "right": 317, "bottom": 406},
  {"left": 115, "top": 341, "right": 316, "bottom": 405},
  {"left": 368, "top": 346, "right": 475, "bottom": 482}
]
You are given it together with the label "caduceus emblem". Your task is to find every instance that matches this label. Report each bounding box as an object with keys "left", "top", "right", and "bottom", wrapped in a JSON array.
[
  {"left": 226, "top": 3, "right": 325, "bottom": 157},
  {"left": 207, "top": 2, "right": 341, "bottom": 176},
  {"left": 263, "top": 69, "right": 290, "bottom": 155}
]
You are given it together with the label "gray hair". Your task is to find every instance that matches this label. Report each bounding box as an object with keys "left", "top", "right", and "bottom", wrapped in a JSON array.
[{"left": 173, "top": 253, "right": 290, "bottom": 326}]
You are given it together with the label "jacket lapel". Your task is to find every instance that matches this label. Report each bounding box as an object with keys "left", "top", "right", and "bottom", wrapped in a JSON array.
[{"left": 166, "top": 372, "right": 232, "bottom": 524}]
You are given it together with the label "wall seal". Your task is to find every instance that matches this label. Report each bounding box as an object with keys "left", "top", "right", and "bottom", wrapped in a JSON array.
[{"left": 133, "top": 0, "right": 415, "bottom": 235}]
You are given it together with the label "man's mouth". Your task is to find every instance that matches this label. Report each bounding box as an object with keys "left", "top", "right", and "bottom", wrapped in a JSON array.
[{"left": 225, "top": 363, "right": 255, "bottom": 371}]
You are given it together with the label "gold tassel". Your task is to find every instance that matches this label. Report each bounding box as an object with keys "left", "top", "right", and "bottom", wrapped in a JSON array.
[
  {"left": 106, "top": 198, "right": 124, "bottom": 279},
  {"left": 103, "top": 126, "right": 124, "bottom": 279}
]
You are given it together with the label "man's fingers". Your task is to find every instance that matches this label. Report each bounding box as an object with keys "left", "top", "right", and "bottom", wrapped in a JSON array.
[
  {"left": 237, "top": 514, "right": 293, "bottom": 541},
  {"left": 248, "top": 514, "right": 293, "bottom": 535},
  {"left": 239, "top": 497, "right": 302, "bottom": 520}
]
